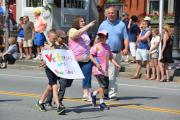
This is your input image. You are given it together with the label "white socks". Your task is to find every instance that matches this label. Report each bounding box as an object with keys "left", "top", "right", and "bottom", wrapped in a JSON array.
[
  {"left": 39, "top": 100, "right": 43, "bottom": 104},
  {"left": 100, "top": 98, "right": 104, "bottom": 104},
  {"left": 93, "top": 91, "right": 98, "bottom": 96}
]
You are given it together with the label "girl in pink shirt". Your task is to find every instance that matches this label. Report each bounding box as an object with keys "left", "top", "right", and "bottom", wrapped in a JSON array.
[{"left": 90, "top": 30, "right": 120, "bottom": 110}]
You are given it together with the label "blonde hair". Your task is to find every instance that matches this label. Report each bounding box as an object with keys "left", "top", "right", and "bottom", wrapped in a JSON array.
[
  {"left": 34, "top": 8, "right": 41, "bottom": 15},
  {"left": 152, "top": 28, "right": 159, "bottom": 35},
  {"left": 8, "top": 37, "right": 16, "bottom": 45},
  {"left": 163, "top": 24, "right": 170, "bottom": 32},
  {"left": 48, "top": 29, "right": 57, "bottom": 35}
]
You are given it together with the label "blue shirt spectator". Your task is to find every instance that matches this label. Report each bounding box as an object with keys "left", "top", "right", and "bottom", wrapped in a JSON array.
[
  {"left": 97, "top": 6, "right": 129, "bottom": 99},
  {"left": 18, "top": 27, "right": 24, "bottom": 37},
  {"left": 98, "top": 19, "right": 128, "bottom": 52},
  {"left": 128, "top": 23, "right": 139, "bottom": 42},
  {"left": 0, "top": 6, "right": 5, "bottom": 15},
  {"left": 138, "top": 28, "right": 151, "bottom": 50},
  {"left": 122, "top": 13, "right": 129, "bottom": 32}
]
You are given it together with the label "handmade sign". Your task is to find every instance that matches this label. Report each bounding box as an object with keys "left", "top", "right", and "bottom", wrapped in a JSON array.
[{"left": 42, "top": 49, "right": 84, "bottom": 79}]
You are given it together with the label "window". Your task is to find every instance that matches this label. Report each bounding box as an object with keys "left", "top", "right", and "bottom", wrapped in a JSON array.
[
  {"left": 64, "top": 14, "right": 86, "bottom": 25},
  {"left": 6, "top": 0, "right": 16, "bottom": 4},
  {"left": 107, "top": 0, "right": 120, "bottom": 3},
  {"left": 64, "top": 0, "right": 86, "bottom": 9},
  {"left": 149, "top": 0, "right": 168, "bottom": 16},
  {"left": 54, "top": 0, "right": 61, "bottom": 8},
  {"left": 26, "top": 0, "right": 43, "bottom": 7},
  {"left": 105, "top": 3, "right": 124, "bottom": 18}
]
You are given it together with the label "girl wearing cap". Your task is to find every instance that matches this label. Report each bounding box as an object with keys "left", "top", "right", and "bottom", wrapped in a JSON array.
[
  {"left": 68, "top": 16, "right": 96, "bottom": 101},
  {"left": 33, "top": 9, "right": 47, "bottom": 59},
  {"left": 17, "top": 17, "right": 24, "bottom": 59},
  {"left": 90, "top": 30, "right": 120, "bottom": 110}
]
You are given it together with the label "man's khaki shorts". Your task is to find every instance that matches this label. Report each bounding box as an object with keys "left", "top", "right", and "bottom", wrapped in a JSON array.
[{"left": 23, "top": 39, "right": 33, "bottom": 48}]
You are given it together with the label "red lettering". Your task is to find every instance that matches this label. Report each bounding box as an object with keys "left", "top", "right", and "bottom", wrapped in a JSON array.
[{"left": 45, "top": 54, "right": 52, "bottom": 62}]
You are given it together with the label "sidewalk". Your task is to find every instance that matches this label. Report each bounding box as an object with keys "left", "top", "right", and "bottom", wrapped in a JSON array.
[
  {"left": 7, "top": 59, "right": 180, "bottom": 82},
  {"left": 119, "top": 62, "right": 180, "bottom": 82}
]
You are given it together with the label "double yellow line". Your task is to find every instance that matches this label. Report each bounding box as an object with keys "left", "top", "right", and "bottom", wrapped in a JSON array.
[{"left": 0, "top": 90, "right": 180, "bottom": 115}]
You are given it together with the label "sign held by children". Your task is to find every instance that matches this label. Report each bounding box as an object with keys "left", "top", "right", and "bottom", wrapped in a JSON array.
[{"left": 42, "top": 49, "right": 85, "bottom": 79}]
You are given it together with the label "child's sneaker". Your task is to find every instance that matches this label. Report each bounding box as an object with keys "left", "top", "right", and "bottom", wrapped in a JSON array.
[
  {"left": 91, "top": 92, "right": 96, "bottom": 106},
  {"left": 99, "top": 103, "right": 110, "bottom": 110},
  {"left": 36, "top": 101, "right": 47, "bottom": 112},
  {"left": 44, "top": 103, "right": 53, "bottom": 109},
  {"left": 57, "top": 105, "right": 65, "bottom": 115},
  {"left": 104, "top": 94, "right": 110, "bottom": 100},
  {"left": 60, "top": 101, "right": 65, "bottom": 108}
]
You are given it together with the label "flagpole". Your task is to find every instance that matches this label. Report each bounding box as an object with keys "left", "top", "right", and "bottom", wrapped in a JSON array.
[{"left": 158, "top": 0, "right": 164, "bottom": 60}]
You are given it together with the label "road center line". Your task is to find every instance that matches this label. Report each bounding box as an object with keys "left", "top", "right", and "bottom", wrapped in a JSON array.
[{"left": 0, "top": 90, "right": 180, "bottom": 115}]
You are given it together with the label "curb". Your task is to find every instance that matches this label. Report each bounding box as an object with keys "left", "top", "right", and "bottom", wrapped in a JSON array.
[{"left": 7, "top": 60, "right": 180, "bottom": 83}]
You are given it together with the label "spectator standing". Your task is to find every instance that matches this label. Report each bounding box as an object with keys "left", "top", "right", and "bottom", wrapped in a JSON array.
[
  {"left": 121, "top": 13, "right": 129, "bottom": 31},
  {"left": 143, "top": 16, "right": 151, "bottom": 28},
  {"left": 33, "top": 9, "right": 46, "bottom": 59},
  {"left": 23, "top": 16, "right": 34, "bottom": 59},
  {"left": 149, "top": 28, "right": 160, "bottom": 80},
  {"left": 131, "top": 20, "right": 151, "bottom": 80},
  {"left": 128, "top": 15, "right": 140, "bottom": 63},
  {"left": 0, "top": 3, "right": 5, "bottom": 50},
  {"left": 121, "top": 13, "right": 130, "bottom": 62},
  {"left": 5, "top": 3, "right": 16, "bottom": 37},
  {"left": 0, "top": 2, "right": 5, "bottom": 33},
  {"left": 68, "top": 16, "right": 95, "bottom": 101},
  {"left": 17, "top": 17, "right": 24, "bottom": 59},
  {"left": 0, "top": 2, "right": 5, "bottom": 16},
  {"left": 159, "top": 24, "right": 174, "bottom": 82},
  {"left": 98, "top": 6, "right": 129, "bottom": 99}
]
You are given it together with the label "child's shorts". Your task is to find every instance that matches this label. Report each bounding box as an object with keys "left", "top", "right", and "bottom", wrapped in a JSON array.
[
  {"left": 34, "top": 32, "right": 46, "bottom": 46},
  {"left": 17, "top": 37, "right": 24, "bottom": 43},
  {"left": 45, "top": 66, "right": 58, "bottom": 85},
  {"left": 150, "top": 52, "right": 159, "bottom": 59},
  {"left": 95, "top": 75, "right": 109, "bottom": 88}
]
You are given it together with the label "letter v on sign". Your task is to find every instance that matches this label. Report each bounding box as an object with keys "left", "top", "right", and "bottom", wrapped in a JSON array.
[{"left": 45, "top": 53, "right": 52, "bottom": 62}]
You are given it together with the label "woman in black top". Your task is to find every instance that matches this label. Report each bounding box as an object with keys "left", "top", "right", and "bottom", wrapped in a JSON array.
[{"left": 159, "top": 24, "right": 174, "bottom": 82}]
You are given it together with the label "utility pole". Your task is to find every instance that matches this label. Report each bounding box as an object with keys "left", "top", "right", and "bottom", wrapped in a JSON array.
[
  {"left": 0, "top": 0, "right": 5, "bottom": 51},
  {"left": 158, "top": 0, "right": 164, "bottom": 60},
  {"left": 173, "top": 0, "right": 180, "bottom": 61},
  {"left": 4, "top": 0, "right": 9, "bottom": 50}
]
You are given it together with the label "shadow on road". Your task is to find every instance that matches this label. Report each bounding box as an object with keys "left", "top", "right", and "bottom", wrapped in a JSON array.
[
  {"left": 172, "top": 69, "right": 180, "bottom": 81},
  {"left": 109, "top": 103, "right": 143, "bottom": 108},
  {"left": 0, "top": 99, "right": 22, "bottom": 102},
  {"left": 115, "top": 96, "right": 159, "bottom": 101},
  {"left": 69, "top": 115, "right": 105, "bottom": 120},
  {"left": 66, "top": 104, "right": 102, "bottom": 114}
]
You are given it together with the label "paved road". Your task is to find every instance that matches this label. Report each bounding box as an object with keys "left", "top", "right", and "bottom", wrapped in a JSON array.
[{"left": 0, "top": 68, "right": 180, "bottom": 120}]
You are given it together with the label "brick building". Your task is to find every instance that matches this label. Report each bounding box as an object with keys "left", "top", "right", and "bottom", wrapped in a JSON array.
[{"left": 97, "top": 0, "right": 175, "bottom": 24}]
